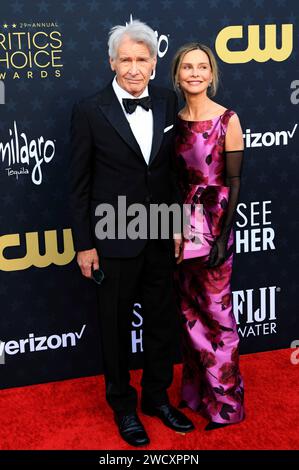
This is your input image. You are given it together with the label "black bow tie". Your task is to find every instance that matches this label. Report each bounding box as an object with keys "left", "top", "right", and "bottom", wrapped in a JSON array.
[{"left": 122, "top": 96, "right": 152, "bottom": 114}]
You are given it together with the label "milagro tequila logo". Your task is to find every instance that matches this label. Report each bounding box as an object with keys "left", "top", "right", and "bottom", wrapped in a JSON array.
[{"left": 0, "top": 121, "right": 55, "bottom": 185}]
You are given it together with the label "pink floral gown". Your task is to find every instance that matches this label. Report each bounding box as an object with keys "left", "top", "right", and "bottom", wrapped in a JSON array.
[{"left": 174, "top": 109, "right": 245, "bottom": 424}]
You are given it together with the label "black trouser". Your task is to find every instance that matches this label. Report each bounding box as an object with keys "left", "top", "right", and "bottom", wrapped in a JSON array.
[{"left": 96, "top": 240, "right": 179, "bottom": 415}]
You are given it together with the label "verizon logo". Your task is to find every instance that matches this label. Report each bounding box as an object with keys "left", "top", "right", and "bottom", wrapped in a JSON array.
[{"left": 0, "top": 324, "right": 86, "bottom": 363}]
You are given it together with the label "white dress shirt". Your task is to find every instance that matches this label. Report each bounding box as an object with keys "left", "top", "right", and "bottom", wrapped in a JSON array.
[{"left": 112, "top": 76, "right": 153, "bottom": 165}]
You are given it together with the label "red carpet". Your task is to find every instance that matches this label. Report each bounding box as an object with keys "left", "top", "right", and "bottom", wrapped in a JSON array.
[{"left": 0, "top": 348, "right": 298, "bottom": 450}]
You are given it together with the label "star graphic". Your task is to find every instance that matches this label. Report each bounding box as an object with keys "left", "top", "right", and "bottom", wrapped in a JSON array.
[
  {"left": 233, "top": 70, "right": 243, "bottom": 80},
  {"left": 266, "top": 86, "right": 275, "bottom": 97},
  {"left": 88, "top": 0, "right": 100, "bottom": 11},
  {"left": 32, "top": 98, "right": 42, "bottom": 111},
  {"left": 57, "top": 96, "right": 68, "bottom": 109},
  {"left": 254, "top": 69, "right": 264, "bottom": 80},
  {"left": 67, "top": 77, "right": 79, "bottom": 89},
  {"left": 137, "top": 0, "right": 149, "bottom": 10},
  {"left": 37, "top": 0, "right": 49, "bottom": 13},
  {"left": 90, "top": 38, "right": 102, "bottom": 51},
  {"left": 92, "top": 76, "right": 103, "bottom": 88},
  {"left": 277, "top": 69, "right": 286, "bottom": 79},
  {"left": 7, "top": 100, "right": 17, "bottom": 112},
  {"left": 78, "top": 18, "right": 88, "bottom": 32},
  {"left": 66, "top": 38, "right": 78, "bottom": 51},
  {"left": 20, "top": 118, "right": 31, "bottom": 129},
  {"left": 43, "top": 80, "right": 55, "bottom": 91},
  {"left": 11, "top": 0, "right": 24, "bottom": 13},
  {"left": 78, "top": 57, "right": 91, "bottom": 70},
  {"left": 220, "top": 16, "right": 231, "bottom": 27},
  {"left": 162, "top": 0, "right": 172, "bottom": 9},
  {"left": 197, "top": 17, "right": 208, "bottom": 28},
  {"left": 209, "top": 0, "right": 221, "bottom": 7},
  {"left": 244, "top": 87, "right": 254, "bottom": 98},
  {"left": 231, "top": 0, "right": 242, "bottom": 6},
  {"left": 174, "top": 18, "right": 185, "bottom": 29},
  {"left": 63, "top": 0, "right": 76, "bottom": 12},
  {"left": 112, "top": 0, "right": 125, "bottom": 11}
]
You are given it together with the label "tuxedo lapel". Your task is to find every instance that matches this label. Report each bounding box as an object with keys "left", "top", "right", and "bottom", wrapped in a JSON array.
[
  {"left": 148, "top": 87, "right": 166, "bottom": 166},
  {"left": 98, "top": 83, "right": 145, "bottom": 163},
  {"left": 98, "top": 83, "right": 167, "bottom": 166}
]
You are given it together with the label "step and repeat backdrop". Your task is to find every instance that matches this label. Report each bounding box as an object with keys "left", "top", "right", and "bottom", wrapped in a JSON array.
[{"left": 0, "top": 0, "right": 298, "bottom": 388}]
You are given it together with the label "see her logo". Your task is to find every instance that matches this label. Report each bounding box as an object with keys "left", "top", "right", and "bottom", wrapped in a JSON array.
[{"left": 290, "top": 340, "right": 299, "bottom": 365}]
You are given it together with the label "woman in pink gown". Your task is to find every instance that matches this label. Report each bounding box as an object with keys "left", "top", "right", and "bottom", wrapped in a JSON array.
[{"left": 172, "top": 43, "right": 245, "bottom": 430}]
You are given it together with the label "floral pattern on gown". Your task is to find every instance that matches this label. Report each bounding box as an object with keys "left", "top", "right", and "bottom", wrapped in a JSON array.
[{"left": 174, "top": 110, "right": 245, "bottom": 424}]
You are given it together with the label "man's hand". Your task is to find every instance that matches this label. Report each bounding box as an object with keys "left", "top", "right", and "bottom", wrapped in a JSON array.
[
  {"left": 77, "top": 248, "right": 99, "bottom": 279},
  {"left": 174, "top": 233, "right": 184, "bottom": 264}
]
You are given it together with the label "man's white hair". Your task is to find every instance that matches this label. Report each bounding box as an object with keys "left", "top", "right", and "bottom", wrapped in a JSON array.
[{"left": 108, "top": 19, "right": 158, "bottom": 59}]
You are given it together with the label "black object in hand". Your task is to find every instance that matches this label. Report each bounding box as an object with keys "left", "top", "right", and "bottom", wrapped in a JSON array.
[{"left": 91, "top": 268, "right": 105, "bottom": 285}]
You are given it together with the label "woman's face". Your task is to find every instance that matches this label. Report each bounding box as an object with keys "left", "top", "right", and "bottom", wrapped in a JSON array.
[{"left": 178, "top": 49, "right": 213, "bottom": 97}]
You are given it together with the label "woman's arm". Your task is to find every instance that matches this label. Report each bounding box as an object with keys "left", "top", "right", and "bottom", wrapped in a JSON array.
[{"left": 207, "top": 113, "right": 244, "bottom": 268}]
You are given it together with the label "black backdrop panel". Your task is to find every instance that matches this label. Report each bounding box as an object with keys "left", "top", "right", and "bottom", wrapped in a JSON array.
[{"left": 0, "top": 0, "right": 298, "bottom": 388}]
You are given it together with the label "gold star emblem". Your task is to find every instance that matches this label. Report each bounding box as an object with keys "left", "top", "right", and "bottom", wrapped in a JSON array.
[
  {"left": 3, "top": 24, "right": 8, "bottom": 28},
  {"left": 12, "top": 23, "right": 17, "bottom": 28}
]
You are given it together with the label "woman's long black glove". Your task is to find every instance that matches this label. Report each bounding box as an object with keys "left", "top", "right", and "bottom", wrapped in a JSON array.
[{"left": 207, "top": 150, "right": 244, "bottom": 268}]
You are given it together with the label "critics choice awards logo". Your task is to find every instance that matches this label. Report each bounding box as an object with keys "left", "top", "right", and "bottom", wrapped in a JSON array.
[{"left": 0, "top": 21, "right": 63, "bottom": 80}]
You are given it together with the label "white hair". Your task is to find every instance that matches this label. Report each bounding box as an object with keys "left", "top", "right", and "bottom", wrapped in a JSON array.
[{"left": 108, "top": 19, "right": 158, "bottom": 59}]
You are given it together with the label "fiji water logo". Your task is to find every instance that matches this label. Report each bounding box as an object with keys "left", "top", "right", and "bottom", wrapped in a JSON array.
[
  {"left": 233, "top": 285, "right": 279, "bottom": 338},
  {"left": 0, "top": 120, "right": 55, "bottom": 185}
]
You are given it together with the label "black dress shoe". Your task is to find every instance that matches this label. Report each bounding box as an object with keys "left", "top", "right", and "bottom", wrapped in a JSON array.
[
  {"left": 178, "top": 400, "right": 188, "bottom": 409},
  {"left": 205, "top": 421, "right": 231, "bottom": 431},
  {"left": 114, "top": 412, "right": 150, "bottom": 447},
  {"left": 141, "top": 403, "right": 195, "bottom": 433}
]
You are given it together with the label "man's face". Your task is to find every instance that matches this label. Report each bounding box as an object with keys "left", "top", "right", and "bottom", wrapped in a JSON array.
[{"left": 110, "top": 35, "right": 157, "bottom": 97}]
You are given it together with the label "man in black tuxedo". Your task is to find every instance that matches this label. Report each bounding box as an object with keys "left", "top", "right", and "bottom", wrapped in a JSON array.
[{"left": 70, "top": 20, "right": 194, "bottom": 446}]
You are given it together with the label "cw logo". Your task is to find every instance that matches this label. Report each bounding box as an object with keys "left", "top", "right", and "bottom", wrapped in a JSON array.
[
  {"left": 0, "top": 229, "right": 75, "bottom": 271},
  {"left": 215, "top": 24, "right": 293, "bottom": 63}
]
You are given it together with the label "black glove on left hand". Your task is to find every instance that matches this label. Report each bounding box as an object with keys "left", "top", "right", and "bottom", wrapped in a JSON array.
[{"left": 207, "top": 149, "right": 244, "bottom": 268}]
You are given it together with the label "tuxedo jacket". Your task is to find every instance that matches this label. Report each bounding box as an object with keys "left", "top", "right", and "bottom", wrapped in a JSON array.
[{"left": 69, "top": 81, "right": 181, "bottom": 258}]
